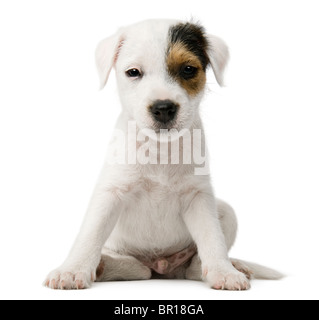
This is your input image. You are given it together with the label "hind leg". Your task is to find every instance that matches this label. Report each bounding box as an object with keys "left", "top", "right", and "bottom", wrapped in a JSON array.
[
  {"left": 186, "top": 256, "right": 253, "bottom": 281},
  {"left": 95, "top": 248, "right": 152, "bottom": 282},
  {"left": 230, "top": 259, "right": 253, "bottom": 280},
  {"left": 186, "top": 199, "right": 245, "bottom": 281},
  {"left": 217, "top": 199, "right": 238, "bottom": 251}
]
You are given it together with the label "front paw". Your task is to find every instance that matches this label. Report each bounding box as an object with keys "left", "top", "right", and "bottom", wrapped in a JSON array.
[
  {"left": 204, "top": 265, "right": 251, "bottom": 291},
  {"left": 44, "top": 266, "right": 96, "bottom": 290}
]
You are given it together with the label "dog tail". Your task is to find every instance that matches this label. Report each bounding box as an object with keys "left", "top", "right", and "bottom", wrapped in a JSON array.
[{"left": 231, "top": 258, "right": 284, "bottom": 280}]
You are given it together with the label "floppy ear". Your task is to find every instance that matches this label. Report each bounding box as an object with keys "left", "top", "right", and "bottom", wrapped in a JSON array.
[
  {"left": 207, "top": 35, "right": 230, "bottom": 86},
  {"left": 95, "top": 31, "right": 124, "bottom": 89}
]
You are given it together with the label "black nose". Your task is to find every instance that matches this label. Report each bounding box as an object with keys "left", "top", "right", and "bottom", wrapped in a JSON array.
[{"left": 150, "top": 100, "right": 178, "bottom": 124}]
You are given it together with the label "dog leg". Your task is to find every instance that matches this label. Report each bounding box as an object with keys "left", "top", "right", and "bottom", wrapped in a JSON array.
[
  {"left": 185, "top": 254, "right": 202, "bottom": 281},
  {"left": 185, "top": 199, "right": 239, "bottom": 281},
  {"left": 186, "top": 256, "right": 254, "bottom": 282},
  {"left": 95, "top": 249, "right": 152, "bottom": 282},
  {"left": 183, "top": 193, "right": 250, "bottom": 290},
  {"left": 216, "top": 199, "right": 238, "bottom": 251},
  {"left": 44, "top": 168, "right": 127, "bottom": 290}
]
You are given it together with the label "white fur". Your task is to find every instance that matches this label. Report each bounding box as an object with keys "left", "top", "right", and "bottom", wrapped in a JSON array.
[{"left": 44, "top": 19, "right": 282, "bottom": 291}]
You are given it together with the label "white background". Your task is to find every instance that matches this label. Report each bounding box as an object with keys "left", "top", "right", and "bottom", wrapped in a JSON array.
[{"left": 0, "top": 0, "right": 319, "bottom": 300}]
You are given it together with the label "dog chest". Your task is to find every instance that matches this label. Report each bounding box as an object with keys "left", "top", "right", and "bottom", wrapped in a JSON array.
[{"left": 105, "top": 178, "right": 195, "bottom": 255}]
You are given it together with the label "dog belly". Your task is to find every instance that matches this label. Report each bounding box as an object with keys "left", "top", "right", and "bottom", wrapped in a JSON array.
[{"left": 104, "top": 192, "right": 194, "bottom": 258}]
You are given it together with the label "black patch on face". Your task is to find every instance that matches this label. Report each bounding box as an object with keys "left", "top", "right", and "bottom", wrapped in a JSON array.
[{"left": 168, "top": 22, "right": 210, "bottom": 70}]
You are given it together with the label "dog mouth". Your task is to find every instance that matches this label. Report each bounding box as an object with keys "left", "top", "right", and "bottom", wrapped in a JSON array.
[{"left": 152, "top": 120, "right": 178, "bottom": 133}]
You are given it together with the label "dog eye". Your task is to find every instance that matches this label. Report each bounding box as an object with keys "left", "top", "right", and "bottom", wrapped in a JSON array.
[
  {"left": 126, "top": 68, "right": 142, "bottom": 78},
  {"left": 180, "top": 66, "right": 198, "bottom": 80}
]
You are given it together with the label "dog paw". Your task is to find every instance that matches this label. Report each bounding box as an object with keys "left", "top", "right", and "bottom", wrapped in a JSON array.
[
  {"left": 205, "top": 266, "right": 251, "bottom": 291},
  {"left": 231, "top": 259, "right": 254, "bottom": 280},
  {"left": 44, "top": 267, "right": 96, "bottom": 290}
]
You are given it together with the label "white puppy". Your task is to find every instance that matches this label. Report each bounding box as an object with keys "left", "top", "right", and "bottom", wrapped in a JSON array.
[{"left": 45, "top": 19, "right": 282, "bottom": 290}]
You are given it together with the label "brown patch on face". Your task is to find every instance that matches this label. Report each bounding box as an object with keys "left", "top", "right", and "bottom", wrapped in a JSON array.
[{"left": 167, "top": 42, "right": 207, "bottom": 96}]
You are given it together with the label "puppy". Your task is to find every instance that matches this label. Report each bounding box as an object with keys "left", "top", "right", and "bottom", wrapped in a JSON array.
[{"left": 45, "top": 19, "right": 282, "bottom": 290}]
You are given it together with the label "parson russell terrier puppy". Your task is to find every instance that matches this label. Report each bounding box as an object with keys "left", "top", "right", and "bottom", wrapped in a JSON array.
[{"left": 45, "top": 19, "right": 283, "bottom": 290}]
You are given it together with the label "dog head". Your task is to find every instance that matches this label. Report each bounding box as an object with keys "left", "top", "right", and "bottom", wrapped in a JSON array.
[{"left": 96, "top": 19, "right": 229, "bottom": 132}]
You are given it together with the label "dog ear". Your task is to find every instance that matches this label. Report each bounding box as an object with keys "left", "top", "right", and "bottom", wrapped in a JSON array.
[
  {"left": 207, "top": 35, "right": 230, "bottom": 86},
  {"left": 96, "top": 31, "right": 124, "bottom": 89}
]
